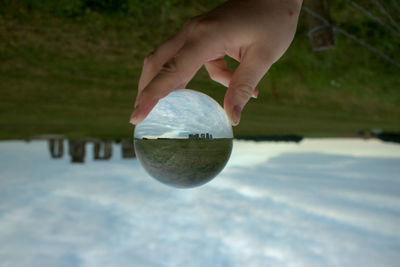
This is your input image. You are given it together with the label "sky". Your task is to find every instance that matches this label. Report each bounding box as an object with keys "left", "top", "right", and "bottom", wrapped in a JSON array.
[
  {"left": 0, "top": 138, "right": 400, "bottom": 267},
  {"left": 134, "top": 90, "right": 233, "bottom": 139}
]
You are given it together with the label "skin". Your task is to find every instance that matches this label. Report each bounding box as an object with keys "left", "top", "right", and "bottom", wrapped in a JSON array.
[{"left": 130, "top": 0, "right": 303, "bottom": 126}]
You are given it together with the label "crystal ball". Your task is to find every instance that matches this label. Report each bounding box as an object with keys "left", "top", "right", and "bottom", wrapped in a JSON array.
[{"left": 134, "top": 89, "right": 233, "bottom": 188}]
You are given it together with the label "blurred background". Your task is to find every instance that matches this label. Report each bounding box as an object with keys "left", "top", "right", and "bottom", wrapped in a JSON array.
[{"left": 0, "top": 0, "right": 399, "bottom": 140}]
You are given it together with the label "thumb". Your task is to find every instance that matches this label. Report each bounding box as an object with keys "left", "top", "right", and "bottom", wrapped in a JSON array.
[{"left": 224, "top": 46, "right": 271, "bottom": 126}]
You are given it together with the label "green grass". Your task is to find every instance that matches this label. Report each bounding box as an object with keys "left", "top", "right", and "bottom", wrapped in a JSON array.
[
  {"left": 0, "top": 0, "right": 399, "bottom": 139},
  {"left": 134, "top": 138, "right": 232, "bottom": 188}
]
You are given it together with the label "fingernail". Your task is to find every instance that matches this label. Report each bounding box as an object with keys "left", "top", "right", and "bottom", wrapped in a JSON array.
[
  {"left": 232, "top": 105, "right": 242, "bottom": 126},
  {"left": 129, "top": 116, "right": 138, "bottom": 125},
  {"left": 129, "top": 117, "right": 137, "bottom": 125},
  {"left": 129, "top": 106, "right": 139, "bottom": 125},
  {"left": 252, "top": 88, "right": 259, "bottom": 99}
]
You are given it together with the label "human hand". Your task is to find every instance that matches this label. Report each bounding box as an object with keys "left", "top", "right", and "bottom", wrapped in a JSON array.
[{"left": 130, "top": 0, "right": 302, "bottom": 126}]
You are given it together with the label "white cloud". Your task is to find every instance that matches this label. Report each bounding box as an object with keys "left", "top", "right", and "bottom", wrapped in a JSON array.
[
  {"left": 0, "top": 139, "right": 399, "bottom": 267},
  {"left": 134, "top": 90, "right": 233, "bottom": 139}
]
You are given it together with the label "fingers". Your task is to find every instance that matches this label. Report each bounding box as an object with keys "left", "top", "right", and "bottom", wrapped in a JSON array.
[
  {"left": 130, "top": 39, "right": 216, "bottom": 124},
  {"left": 136, "top": 17, "right": 201, "bottom": 107},
  {"left": 205, "top": 58, "right": 259, "bottom": 98},
  {"left": 224, "top": 46, "right": 272, "bottom": 126},
  {"left": 205, "top": 58, "right": 233, "bottom": 87}
]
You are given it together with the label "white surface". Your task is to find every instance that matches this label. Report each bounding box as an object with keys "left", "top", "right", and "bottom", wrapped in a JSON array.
[{"left": 0, "top": 139, "right": 400, "bottom": 267}]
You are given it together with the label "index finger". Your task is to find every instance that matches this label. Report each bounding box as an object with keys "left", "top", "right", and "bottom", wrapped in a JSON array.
[
  {"left": 136, "top": 16, "right": 205, "bottom": 108},
  {"left": 130, "top": 39, "right": 219, "bottom": 124}
]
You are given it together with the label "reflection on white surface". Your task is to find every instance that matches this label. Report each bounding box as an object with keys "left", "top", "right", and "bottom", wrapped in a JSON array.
[
  {"left": 134, "top": 89, "right": 233, "bottom": 139},
  {"left": 0, "top": 139, "right": 400, "bottom": 267}
]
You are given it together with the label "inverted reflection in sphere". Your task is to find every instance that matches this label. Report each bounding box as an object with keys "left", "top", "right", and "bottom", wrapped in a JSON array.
[{"left": 134, "top": 89, "right": 233, "bottom": 188}]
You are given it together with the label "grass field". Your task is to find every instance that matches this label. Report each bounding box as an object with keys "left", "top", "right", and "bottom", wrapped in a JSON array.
[
  {"left": 134, "top": 138, "right": 232, "bottom": 188},
  {"left": 0, "top": 0, "right": 399, "bottom": 139}
]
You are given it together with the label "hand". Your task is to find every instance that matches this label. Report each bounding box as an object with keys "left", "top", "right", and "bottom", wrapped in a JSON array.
[{"left": 130, "top": 0, "right": 302, "bottom": 126}]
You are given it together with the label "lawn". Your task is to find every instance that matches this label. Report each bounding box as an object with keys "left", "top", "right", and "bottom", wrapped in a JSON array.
[
  {"left": 134, "top": 138, "right": 232, "bottom": 187},
  {"left": 0, "top": 0, "right": 399, "bottom": 139}
]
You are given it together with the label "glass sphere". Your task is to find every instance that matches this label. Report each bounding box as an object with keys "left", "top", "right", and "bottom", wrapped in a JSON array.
[{"left": 134, "top": 89, "right": 233, "bottom": 188}]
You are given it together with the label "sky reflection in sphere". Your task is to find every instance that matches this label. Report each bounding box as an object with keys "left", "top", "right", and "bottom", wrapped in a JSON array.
[
  {"left": 134, "top": 89, "right": 233, "bottom": 188},
  {"left": 134, "top": 89, "right": 233, "bottom": 139}
]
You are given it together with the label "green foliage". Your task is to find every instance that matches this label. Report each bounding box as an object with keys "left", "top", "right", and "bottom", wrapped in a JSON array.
[
  {"left": 0, "top": 0, "right": 399, "bottom": 139},
  {"left": 1, "top": 0, "right": 183, "bottom": 17},
  {"left": 1, "top": 0, "right": 84, "bottom": 16}
]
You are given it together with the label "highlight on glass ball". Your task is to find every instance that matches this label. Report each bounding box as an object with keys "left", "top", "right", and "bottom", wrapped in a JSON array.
[{"left": 134, "top": 89, "right": 233, "bottom": 188}]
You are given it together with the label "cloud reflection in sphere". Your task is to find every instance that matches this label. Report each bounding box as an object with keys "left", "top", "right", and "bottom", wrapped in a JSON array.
[
  {"left": 134, "top": 89, "right": 233, "bottom": 139},
  {"left": 134, "top": 89, "right": 233, "bottom": 188}
]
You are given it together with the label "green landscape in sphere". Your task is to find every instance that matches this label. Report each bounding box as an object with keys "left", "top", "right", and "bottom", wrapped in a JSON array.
[{"left": 134, "top": 89, "right": 233, "bottom": 188}]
